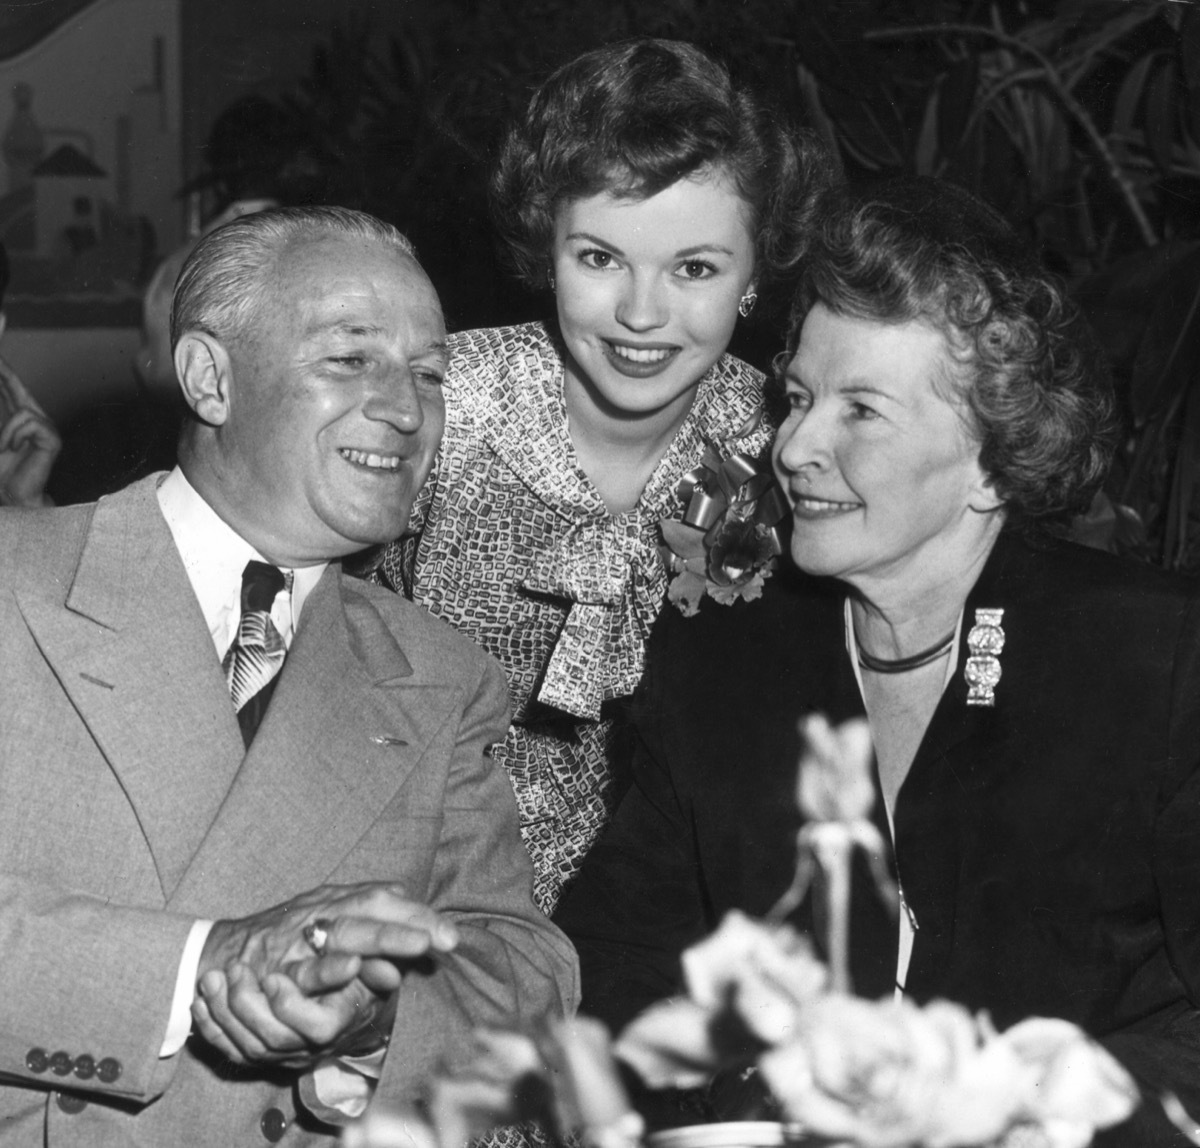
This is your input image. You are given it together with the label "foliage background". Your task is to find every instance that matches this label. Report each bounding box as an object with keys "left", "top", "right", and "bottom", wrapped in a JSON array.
[{"left": 212, "top": 0, "right": 1200, "bottom": 568}]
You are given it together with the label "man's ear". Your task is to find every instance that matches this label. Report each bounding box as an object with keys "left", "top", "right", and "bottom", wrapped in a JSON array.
[{"left": 175, "top": 331, "right": 233, "bottom": 426}]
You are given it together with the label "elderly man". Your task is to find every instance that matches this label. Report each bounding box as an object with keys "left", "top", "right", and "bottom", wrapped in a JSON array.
[{"left": 0, "top": 206, "right": 577, "bottom": 1146}]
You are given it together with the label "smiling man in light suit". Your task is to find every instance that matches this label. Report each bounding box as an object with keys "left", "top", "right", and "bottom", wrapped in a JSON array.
[{"left": 0, "top": 206, "right": 577, "bottom": 1146}]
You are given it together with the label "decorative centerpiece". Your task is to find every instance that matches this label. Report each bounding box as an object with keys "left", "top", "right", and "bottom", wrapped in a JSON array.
[{"left": 344, "top": 717, "right": 1166, "bottom": 1148}]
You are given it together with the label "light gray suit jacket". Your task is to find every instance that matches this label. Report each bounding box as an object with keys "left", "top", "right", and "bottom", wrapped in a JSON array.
[{"left": 0, "top": 473, "right": 578, "bottom": 1146}]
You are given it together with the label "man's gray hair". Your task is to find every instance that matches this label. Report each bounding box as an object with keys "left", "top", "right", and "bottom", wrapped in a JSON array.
[{"left": 170, "top": 205, "right": 418, "bottom": 349}]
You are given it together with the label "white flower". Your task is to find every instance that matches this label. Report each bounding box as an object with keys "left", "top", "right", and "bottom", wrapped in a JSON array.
[
  {"left": 616, "top": 913, "right": 828, "bottom": 1089},
  {"left": 682, "top": 911, "right": 829, "bottom": 1045},
  {"left": 541, "top": 1015, "right": 643, "bottom": 1141},
  {"left": 796, "top": 714, "right": 875, "bottom": 822},
  {"left": 615, "top": 996, "right": 724, "bottom": 1089},
  {"left": 1001, "top": 1017, "right": 1138, "bottom": 1148},
  {"left": 342, "top": 1104, "right": 440, "bottom": 1148},
  {"left": 759, "top": 995, "right": 1028, "bottom": 1148}
]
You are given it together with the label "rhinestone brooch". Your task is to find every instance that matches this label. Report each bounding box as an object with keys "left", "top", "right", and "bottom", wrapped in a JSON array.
[{"left": 965, "top": 607, "right": 1005, "bottom": 707}]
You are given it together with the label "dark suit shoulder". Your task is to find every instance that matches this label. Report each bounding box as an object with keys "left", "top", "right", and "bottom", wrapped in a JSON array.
[
  {"left": 994, "top": 532, "right": 1200, "bottom": 626},
  {"left": 1012, "top": 531, "right": 1193, "bottom": 590}
]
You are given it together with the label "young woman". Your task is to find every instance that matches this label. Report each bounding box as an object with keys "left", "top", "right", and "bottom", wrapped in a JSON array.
[{"left": 381, "top": 39, "right": 832, "bottom": 913}]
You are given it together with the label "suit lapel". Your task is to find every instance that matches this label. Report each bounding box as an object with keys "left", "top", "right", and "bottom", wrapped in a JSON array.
[
  {"left": 905, "top": 536, "right": 1016, "bottom": 785},
  {"left": 759, "top": 579, "right": 899, "bottom": 996},
  {"left": 897, "top": 535, "right": 1019, "bottom": 992},
  {"left": 15, "top": 476, "right": 245, "bottom": 900},
  {"left": 168, "top": 570, "right": 456, "bottom": 916}
]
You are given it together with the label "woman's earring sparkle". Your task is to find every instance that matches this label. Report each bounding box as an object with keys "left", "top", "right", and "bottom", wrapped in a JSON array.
[
  {"left": 738, "top": 291, "right": 757, "bottom": 318},
  {"left": 547, "top": 271, "right": 556, "bottom": 292}
]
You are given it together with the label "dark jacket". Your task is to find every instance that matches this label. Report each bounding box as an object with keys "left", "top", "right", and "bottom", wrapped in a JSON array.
[{"left": 555, "top": 532, "right": 1200, "bottom": 1144}]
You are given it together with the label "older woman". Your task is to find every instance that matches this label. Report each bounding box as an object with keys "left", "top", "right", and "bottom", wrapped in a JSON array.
[
  {"left": 554, "top": 178, "right": 1200, "bottom": 1141},
  {"left": 380, "top": 39, "right": 831, "bottom": 915}
]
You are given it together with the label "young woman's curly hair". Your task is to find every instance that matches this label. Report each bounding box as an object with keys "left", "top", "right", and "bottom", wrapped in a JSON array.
[
  {"left": 781, "top": 178, "right": 1115, "bottom": 527},
  {"left": 490, "top": 38, "right": 835, "bottom": 301}
]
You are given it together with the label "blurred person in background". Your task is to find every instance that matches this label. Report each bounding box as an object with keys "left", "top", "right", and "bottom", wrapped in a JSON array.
[
  {"left": 137, "top": 96, "right": 292, "bottom": 393},
  {"left": 45, "top": 98, "right": 294, "bottom": 506},
  {"left": 0, "top": 241, "right": 61, "bottom": 508}
]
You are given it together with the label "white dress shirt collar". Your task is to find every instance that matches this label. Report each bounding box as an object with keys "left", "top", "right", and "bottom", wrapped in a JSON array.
[{"left": 156, "top": 467, "right": 328, "bottom": 656}]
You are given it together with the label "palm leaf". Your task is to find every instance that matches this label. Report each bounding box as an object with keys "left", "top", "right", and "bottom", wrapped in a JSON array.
[{"left": 1130, "top": 247, "right": 1200, "bottom": 424}]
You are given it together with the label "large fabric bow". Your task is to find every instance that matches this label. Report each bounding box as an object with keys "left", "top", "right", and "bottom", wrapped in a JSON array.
[{"left": 520, "top": 515, "right": 665, "bottom": 720}]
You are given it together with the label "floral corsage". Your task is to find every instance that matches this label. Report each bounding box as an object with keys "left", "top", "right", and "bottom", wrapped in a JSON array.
[{"left": 659, "top": 444, "right": 788, "bottom": 616}]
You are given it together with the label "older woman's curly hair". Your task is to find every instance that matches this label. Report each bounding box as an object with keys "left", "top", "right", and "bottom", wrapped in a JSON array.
[
  {"left": 782, "top": 178, "right": 1115, "bottom": 527},
  {"left": 490, "top": 38, "right": 835, "bottom": 300}
]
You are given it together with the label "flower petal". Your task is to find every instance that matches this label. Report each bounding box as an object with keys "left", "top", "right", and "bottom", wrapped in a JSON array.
[
  {"left": 660, "top": 518, "right": 710, "bottom": 558},
  {"left": 615, "top": 997, "right": 725, "bottom": 1088},
  {"left": 1002, "top": 1017, "right": 1138, "bottom": 1131},
  {"left": 797, "top": 715, "right": 876, "bottom": 822},
  {"left": 668, "top": 571, "right": 709, "bottom": 616}
]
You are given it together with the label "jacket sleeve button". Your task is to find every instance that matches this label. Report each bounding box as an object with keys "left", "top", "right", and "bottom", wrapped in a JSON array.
[
  {"left": 73, "top": 1054, "right": 96, "bottom": 1080},
  {"left": 96, "top": 1057, "right": 122, "bottom": 1084},
  {"left": 55, "top": 1092, "right": 88, "bottom": 1114},
  {"left": 260, "top": 1107, "right": 288, "bottom": 1142},
  {"left": 25, "top": 1048, "right": 48, "bottom": 1074},
  {"left": 49, "top": 1051, "right": 72, "bottom": 1076}
]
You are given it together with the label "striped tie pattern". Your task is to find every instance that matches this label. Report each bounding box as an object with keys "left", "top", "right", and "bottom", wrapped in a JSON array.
[{"left": 223, "top": 561, "right": 291, "bottom": 745}]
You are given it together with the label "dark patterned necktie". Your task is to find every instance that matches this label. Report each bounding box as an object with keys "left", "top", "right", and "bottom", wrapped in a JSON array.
[{"left": 222, "top": 560, "right": 291, "bottom": 747}]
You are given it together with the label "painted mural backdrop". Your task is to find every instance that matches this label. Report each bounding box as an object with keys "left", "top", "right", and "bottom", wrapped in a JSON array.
[{"left": 0, "top": 0, "right": 181, "bottom": 326}]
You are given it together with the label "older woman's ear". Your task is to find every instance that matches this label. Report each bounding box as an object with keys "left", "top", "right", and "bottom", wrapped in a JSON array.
[{"left": 969, "top": 472, "right": 1005, "bottom": 515}]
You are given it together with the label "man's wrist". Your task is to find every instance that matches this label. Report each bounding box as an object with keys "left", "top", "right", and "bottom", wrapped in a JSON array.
[
  {"left": 161, "top": 919, "right": 214, "bottom": 1057},
  {"left": 334, "top": 1030, "right": 391, "bottom": 1059}
]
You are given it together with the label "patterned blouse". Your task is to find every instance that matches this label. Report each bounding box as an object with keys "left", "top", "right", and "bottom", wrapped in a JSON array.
[{"left": 381, "top": 321, "right": 773, "bottom": 913}]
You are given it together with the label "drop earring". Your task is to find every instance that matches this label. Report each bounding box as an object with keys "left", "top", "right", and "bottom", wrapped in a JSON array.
[
  {"left": 547, "top": 270, "right": 556, "bottom": 292},
  {"left": 738, "top": 291, "right": 757, "bottom": 318}
]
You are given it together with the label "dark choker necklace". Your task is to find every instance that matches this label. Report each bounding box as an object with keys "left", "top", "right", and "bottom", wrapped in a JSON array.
[{"left": 855, "top": 627, "right": 956, "bottom": 674}]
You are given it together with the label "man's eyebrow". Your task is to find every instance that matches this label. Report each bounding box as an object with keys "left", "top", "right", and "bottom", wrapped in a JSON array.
[
  {"left": 307, "top": 320, "right": 386, "bottom": 337},
  {"left": 304, "top": 326, "right": 447, "bottom": 358}
]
